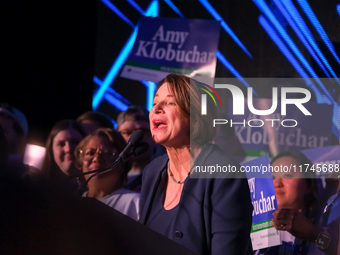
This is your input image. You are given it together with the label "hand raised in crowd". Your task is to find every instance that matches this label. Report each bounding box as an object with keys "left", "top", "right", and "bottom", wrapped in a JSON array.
[{"left": 272, "top": 208, "right": 322, "bottom": 242}]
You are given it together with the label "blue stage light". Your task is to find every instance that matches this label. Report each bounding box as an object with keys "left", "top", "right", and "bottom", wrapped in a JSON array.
[
  {"left": 260, "top": 16, "right": 340, "bottom": 138},
  {"left": 216, "top": 51, "right": 255, "bottom": 94},
  {"left": 163, "top": 0, "right": 184, "bottom": 18},
  {"left": 141, "top": 80, "right": 157, "bottom": 111},
  {"left": 93, "top": 76, "right": 130, "bottom": 110},
  {"left": 253, "top": 0, "right": 334, "bottom": 103},
  {"left": 198, "top": 0, "right": 252, "bottom": 58},
  {"left": 145, "top": 0, "right": 159, "bottom": 17},
  {"left": 92, "top": 0, "right": 158, "bottom": 110},
  {"left": 127, "top": 0, "right": 146, "bottom": 15},
  {"left": 100, "top": 0, "right": 135, "bottom": 28},
  {"left": 297, "top": 0, "right": 340, "bottom": 64},
  {"left": 161, "top": 0, "right": 252, "bottom": 92},
  {"left": 104, "top": 93, "right": 129, "bottom": 112},
  {"left": 272, "top": 0, "right": 330, "bottom": 78},
  {"left": 258, "top": 15, "right": 328, "bottom": 103},
  {"left": 93, "top": 28, "right": 138, "bottom": 110},
  {"left": 131, "top": 0, "right": 158, "bottom": 111},
  {"left": 280, "top": 0, "right": 339, "bottom": 83},
  {"left": 94, "top": 0, "right": 339, "bottom": 138}
]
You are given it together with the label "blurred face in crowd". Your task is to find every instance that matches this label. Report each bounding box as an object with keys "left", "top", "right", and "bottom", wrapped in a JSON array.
[
  {"left": 53, "top": 127, "right": 83, "bottom": 176},
  {"left": 272, "top": 156, "right": 309, "bottom": 211},
  {"left": 118, "top": 120, "right": 155, "bottom": 161},
  {"left": 0, "top": 115, "right": 23, "bottom": 155},
  {"left": 118, "top": 120, "right": 149, "bottom": 142},
  {"left": 149, "top": 83, "right": 190, "bottom": 148},
  {"left": 80, "top": 135, "right": 121, "bottom": 181},
  {"left": 79, "top": 120, "right": 101, "bottom": 135}
]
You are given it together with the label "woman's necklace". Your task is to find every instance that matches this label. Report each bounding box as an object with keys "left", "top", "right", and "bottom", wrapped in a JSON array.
[{"left": 167, "top": 161, "right": 194, "bottom": 184}]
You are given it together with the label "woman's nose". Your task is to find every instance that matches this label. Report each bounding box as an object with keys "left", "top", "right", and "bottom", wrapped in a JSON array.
[
  {"left": 92, "top": 151, "right": 104, "bottom": 162},
  {"left": 151, "top": 102, "right": 163, "bottom": 114},
  {"left": 273, "top": 178, "right": 283, "bottom": 188},
  {"left": 64, "top": 142, "right": 71, "bottom": 153}
]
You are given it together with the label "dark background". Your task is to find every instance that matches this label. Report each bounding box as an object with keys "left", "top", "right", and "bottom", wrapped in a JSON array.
[
  {"left": 1, "top": 0, "right": 340, "bottom": 146},
  {"left": 1, "top": 0, "right": 97, "bottom": 145}
]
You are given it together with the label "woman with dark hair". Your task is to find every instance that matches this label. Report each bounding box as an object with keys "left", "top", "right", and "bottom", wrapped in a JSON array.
[
  {"left": 41, "top": 119, "right": 86, "bottom": 194},
  {"left": 75, "top": 128, "right": 140, "bottom": 220},
  {"left": 272, "top": 151, "right": 319, "bottom": 209},
  {"left": 139, "top": 74, "right": 253, "bottom": 255},
  {"left": 256, "top": 150, "right": 320, "bottom": 254}
]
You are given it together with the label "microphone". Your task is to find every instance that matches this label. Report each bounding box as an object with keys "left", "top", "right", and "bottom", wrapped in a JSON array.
[
  {"left": 133, "top": 142, "right": 149, "bottom": 156},
  {"left": 121, "top": 142, "right": 149, "bottom": 162},
  {"left": 117, "top": 129, "right": 144, "bottom": 163}
]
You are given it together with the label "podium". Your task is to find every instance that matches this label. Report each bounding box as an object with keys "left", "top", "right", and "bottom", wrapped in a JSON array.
[
  {"left": 75, "top": 197, "right": 196, "bottom": 255},
  {"left": 1, "top": 191, "right": 196, "bottom": 255}
]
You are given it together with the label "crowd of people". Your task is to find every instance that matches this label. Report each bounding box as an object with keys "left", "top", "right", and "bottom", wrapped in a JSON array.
[{"left": 0, "top": 74, "right": 339, "bottom": 254}]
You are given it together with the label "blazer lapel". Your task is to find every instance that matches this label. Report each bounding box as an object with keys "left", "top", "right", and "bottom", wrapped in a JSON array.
[{"left": 139, "top": 155, "right": 168, "bottom": 224}]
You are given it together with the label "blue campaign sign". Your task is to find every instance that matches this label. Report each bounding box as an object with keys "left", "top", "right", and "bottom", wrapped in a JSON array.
[
  {"left": 120, "top": 16, "right": 220, "bottom": 84},
  {"left": 302, "top": 145, "right": 340, "bottom": 178},
  {"left": 212, "top": 78, "right": 334, "bottom": 158},
  {"left": 243, "top": 155, "right": 278, "bottom": 224},
  {"left": 302, "top": 145, "right": 340, "bottom": 164},
  {"left": 229, "top": 99, "right": 332, "bottom": 156},
  {"left": 243, "top": 154, "right": 281, "bottom": 250}
]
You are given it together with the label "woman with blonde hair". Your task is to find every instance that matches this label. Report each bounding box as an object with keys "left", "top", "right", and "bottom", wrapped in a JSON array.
[{"left": 75, "top": 128, "right": 140, "bottom": 220}]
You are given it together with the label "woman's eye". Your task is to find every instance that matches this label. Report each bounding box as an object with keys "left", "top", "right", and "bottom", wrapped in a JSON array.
[
  {"left": 283, "top": 174, "right": 293, "bottom": 178},
  {"left": 57, "top": 141, "right": 65, "bottom": 147},
  {"left": 85, "top": 150, "right": 95, "bottom": 156}
]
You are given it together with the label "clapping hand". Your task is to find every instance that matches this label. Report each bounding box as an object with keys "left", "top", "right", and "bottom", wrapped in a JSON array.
[{"left": 272, "top": 208, "right": 322, "bottom": 242}]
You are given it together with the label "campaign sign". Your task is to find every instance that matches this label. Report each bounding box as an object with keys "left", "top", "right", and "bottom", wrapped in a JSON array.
[
  {"left": 120, "top": 16, "right": 220, "bottom": 85},
  {"left": 243, "top": 155, "right": 281, "bottom": 250},
  {"left": 227, "top": 99, "right": 332, "bottom": 157},
  {"left": 302, "top": 145, "right": 340, "bottom": 179}
]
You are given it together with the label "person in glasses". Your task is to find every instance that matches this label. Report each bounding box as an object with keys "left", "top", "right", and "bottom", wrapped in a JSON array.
[{"left": 75, "top": 127, "right": 140, "bottom": 220}]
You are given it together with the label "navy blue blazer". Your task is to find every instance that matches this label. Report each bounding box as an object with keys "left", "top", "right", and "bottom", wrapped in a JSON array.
[{"left": 139, "top": 144, "right": 253, "bottom": 255}]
